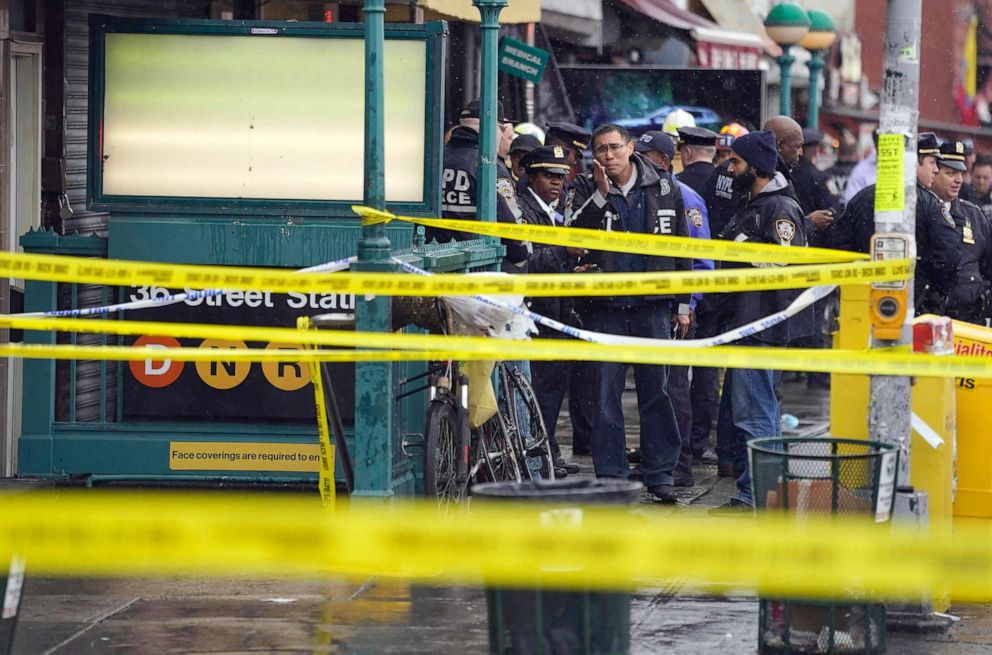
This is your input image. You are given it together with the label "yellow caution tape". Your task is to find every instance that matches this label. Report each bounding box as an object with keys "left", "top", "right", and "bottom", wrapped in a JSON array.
[
  {"left": 299, "top": 317, "right": 335, "bottom": 508},
  {"left": 354, "top": 205, "right": 871, "bottom": 264},
  {"left": 0, "top": 250, "right": 907, "bottom": 297},
  {"left": 0, "top": 491, "right": 988, "bottom": 601},
  {"left": 4, "top": 328, "right": 992, "bottom": 379}
]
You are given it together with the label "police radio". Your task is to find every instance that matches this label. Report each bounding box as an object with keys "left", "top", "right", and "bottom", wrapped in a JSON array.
[{"left": 869, "top": 233, "right": 910, "bottom": 340}]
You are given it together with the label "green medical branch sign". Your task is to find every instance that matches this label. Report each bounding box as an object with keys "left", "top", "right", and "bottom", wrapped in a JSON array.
[{"left": 497, "top": 36, "right": 548, "bottom": 84}]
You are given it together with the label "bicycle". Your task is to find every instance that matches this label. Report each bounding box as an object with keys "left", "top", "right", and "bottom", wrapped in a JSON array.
[{"left": 421, "top": 304, "right": 554, "bottom": 507}]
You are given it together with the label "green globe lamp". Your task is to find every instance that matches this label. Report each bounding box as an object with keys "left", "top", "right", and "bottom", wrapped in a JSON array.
[
  {"left": 764, "top": 3, "right": 811, "bottom": 117},
  {"left": 799, "top": 9, "right": 837, "bottom": 128}
]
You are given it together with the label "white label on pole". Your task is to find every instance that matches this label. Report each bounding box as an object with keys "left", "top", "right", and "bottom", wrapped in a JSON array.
[
  {"left": 875, "top": 451, "right": 898, "bottom": 523},
  {"left": 2, "top": 555, "right": 25, "bottom": 619}
]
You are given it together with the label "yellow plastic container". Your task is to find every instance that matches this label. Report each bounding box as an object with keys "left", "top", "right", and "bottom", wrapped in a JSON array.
[{"left": 946, "top": 320, "right": 992, "bottom": 519}]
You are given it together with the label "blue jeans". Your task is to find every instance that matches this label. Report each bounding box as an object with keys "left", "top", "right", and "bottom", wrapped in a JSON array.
[
  {"left": 716, "top": 353, "right": 780, "bottom": 504},
  {"left": 583, "top": 304, "right": 681, "bottom": 488}
]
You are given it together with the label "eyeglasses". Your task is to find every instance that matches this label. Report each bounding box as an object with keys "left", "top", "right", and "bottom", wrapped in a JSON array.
[{"left": 593, "top": 142, "right": 628, "bottom": 156}]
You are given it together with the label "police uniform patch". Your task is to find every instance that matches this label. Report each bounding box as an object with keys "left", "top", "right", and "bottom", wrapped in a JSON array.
[
  {"left": 496, "top": 177, "right": 516, "bottom": 202},
  {"left": 775, "top": 218, "right": 796, "bottom": 244},
  {"left": 687, "top": 207, "right": 704, "bottom": 229},
  {"left": 940, "top": 203, "right": 955, "bottom": 228},
  {"left": 659, "top": 178, "right": 671, "bottom": 196},
  {"left": 565, "top": 188, "right": 576, "bottom": 212}
]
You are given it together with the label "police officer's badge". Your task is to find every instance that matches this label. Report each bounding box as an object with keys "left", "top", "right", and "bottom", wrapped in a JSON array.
[
  {"left": 553, "top": 146, "right": 565, "bottom": 158},
  {"left": 774, "top": 218, "right": 796, "bottom": 244},
  {"left": 659, "top": 178, "right": 671, "bottom": 195},
  {"left": 687, "top": 207, "right": 704, "bottom": 229}
]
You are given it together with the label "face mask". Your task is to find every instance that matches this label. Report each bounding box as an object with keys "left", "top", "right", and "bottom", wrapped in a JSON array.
[{"left": 732, "top": 168, "right": 756, "bottom": 193}]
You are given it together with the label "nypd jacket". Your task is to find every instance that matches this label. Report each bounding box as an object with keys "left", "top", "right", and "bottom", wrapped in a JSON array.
[
  {"left": 564, "top": 152, "right": 691, "bottom": 309},
  {"left": 517, "top": 187, "right": 576, "bottom": 330},
  {"left": 831, "top": 183, "right": 961, "bottom": 315},
  {"left": 431, "top": 125, "right": 529, "bottom": 268},
  {"left": 718, "top": 172, "right": 813, "bottom": 345},
  {"left": 946, "top": 197, "right": 992, "bottom": 324},
  {"left": 701, "top": 160, "right": 743, "bottom": 238}
]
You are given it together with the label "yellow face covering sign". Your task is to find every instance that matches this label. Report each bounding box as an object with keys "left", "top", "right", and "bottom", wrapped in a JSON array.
[{"left": 875, "top": 133, "right": 906, "bottom": 213}]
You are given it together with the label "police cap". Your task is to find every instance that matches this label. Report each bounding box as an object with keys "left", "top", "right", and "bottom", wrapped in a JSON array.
[
  {"left": 509, "top": 134, "right": 542, "bottom": 155},
  {"left": 937, "top": 141, "right": 968, "bottom": 171},
  {"left": 917, "top": 132, "right": 940, "bottom": 156},
  {"left": 802, "top": 127, "right": 824, "bottom": 146},
  {"left": 460, "top": 99, "right": 513, "bottom": 123},
  {"left": 521, "top": 145, "right": 571, "bottom": 176},
  {"left": 634, "top": 131, "right": 676, "bottom": 158},
  {"left": 545, "top": 121, "right": 592, "bottom": 151},
  {"left": 676, "top": 126, "right": 718, "bottom": 146}
]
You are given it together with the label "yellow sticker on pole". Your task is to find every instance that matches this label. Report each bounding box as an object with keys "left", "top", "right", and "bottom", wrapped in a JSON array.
[{"left": 875, "top": 133, "right": 906, "bottom": 213}]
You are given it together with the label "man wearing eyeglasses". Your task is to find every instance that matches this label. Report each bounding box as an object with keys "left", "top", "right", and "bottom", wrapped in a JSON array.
[{"left": 564, "top": 123, "right": 692, "bottom": 505}]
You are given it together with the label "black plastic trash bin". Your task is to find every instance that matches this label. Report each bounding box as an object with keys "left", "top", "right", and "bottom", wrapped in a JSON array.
[
  {"left": 748, "top": 437, "right": 898, "bottom": 655},
  {"left": 473, "top": 478, "right": 643, "bottom": 655}
]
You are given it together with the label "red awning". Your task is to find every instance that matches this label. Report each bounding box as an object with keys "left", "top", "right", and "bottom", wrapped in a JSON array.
[
  {"left": 617, "top": 0, "right": 712, "bottom": 31},
  {"left": 618, "top": 0, "right": 779, "bottom": 58}
]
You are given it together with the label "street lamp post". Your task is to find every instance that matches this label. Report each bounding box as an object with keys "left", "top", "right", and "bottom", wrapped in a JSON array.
[
  {"left": 800, "top": 9, "right": 837, "bottom": 129},
  {"left": 473, "top": 0, "right": 508, "bottom": 237},
  {"left": 764, "top": 2, "right": 811, "bottom": 117}
]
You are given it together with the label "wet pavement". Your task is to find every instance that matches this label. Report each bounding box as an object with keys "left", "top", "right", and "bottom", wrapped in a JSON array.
[{"left": 9, "top": 379, "right": 992, "bottom": 653}]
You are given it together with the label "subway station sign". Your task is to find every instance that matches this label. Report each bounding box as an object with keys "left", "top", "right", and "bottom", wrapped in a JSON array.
[
  {"left": 497, "top": 37, "right": 549, "bottom": 84},
  {"left": 123, "top": 286, "right": 355, "bottom": 423}
]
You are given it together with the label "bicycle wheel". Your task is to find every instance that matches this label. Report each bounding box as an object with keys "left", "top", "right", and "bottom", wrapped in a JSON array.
[
  {"left": 475, "top": 411, "right": 523, "bottom": 484},
  {"left": 495, "top": 363, "right": 553, "bottom": 480},
  {"left": 505, "top": 365, "right": 555, "bottom": 480},
  {"left": 423, "top": 398, "right": 465, "bottom": 504}
]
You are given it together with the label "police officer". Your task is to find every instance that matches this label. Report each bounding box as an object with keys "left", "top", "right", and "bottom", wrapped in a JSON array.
[
  {"left": 508, "top": 133, "right": 541, "bottom": 182},
  {"left": 432, "top": 99, "right": 529, "bottom": 271},
  {"left": 931, "top": 141, "right": 992, "bottom": 325},
  {"left": 675, "top": 126, "right": 718, "bottom": 193},
  {"left": 545, "top": 121, "right": 592, "bottom": 184},
  {"left": 565, "top": 123, "right": 692, "bottom": 504},
  {"left": 832, "top": 133, "right": 961, "bottom": 316},
  {"left": 545, "top": 120, "right": 596, "bottom": 457},
  {"left": 517, "top": 145, "right": 586, "bottom": 475},
  {"left": 713, "top": 130, "right": 813, "bottom": 509},
  {"left": 634, "top": 131, "right": 716, "bottom": 486}
]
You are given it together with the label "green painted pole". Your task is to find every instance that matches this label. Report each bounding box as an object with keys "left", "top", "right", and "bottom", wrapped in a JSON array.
[
  {"left": 777, "top": 46, "right": 795, "bottom": 118},
  {"left": 473, "top": 0, "right": 507, "bottom": 228},
  {"left": 353, "top": 0, "right": 396, "bottom": 499},
  {"left": 807, "top": 50, "right": 825, "bottom": 128},
  {"left": 360, "top": 0, "right": 388, "bottom": 251}
]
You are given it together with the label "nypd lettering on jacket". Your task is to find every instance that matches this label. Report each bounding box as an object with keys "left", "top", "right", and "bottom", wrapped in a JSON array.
[{"left": 442, "top": 168, "right": 475, "bottom": 214}]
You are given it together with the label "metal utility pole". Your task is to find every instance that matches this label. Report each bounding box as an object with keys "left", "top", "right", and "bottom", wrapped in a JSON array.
[
  {"left": 869, "top": 0, "right": 918, "bottom": 488},
  {"left": 871, "top": 0, "right": 951, "bottom": 629}
]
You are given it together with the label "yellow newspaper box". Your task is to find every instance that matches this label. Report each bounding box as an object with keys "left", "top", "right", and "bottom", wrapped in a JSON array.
[{"left": 948, "top": 320, "right": 992, "bottom": 519}]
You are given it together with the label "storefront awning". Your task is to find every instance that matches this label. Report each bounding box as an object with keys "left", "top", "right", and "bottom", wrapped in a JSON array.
[
  {"left": 418, "top": 0, "right": 540, "bottom": 24},
  {"left": 697, "top": 0, "right": 782, "bottom": 56},
  {"left": 617, "top": 0, "right": 763, "bottom": 68},
  {"left": 541, "top": 0, "right": 603, "bottom": 49}
]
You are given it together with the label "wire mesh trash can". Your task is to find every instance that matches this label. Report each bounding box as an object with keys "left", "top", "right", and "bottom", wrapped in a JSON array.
[
  {"left": 473, "top": 479, "right": 643, "bottom": 655},
  {"left": 748, "top": 437, "right": 899, "bottom": 655}
]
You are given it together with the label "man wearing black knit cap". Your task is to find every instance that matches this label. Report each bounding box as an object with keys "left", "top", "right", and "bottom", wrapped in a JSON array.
[{"left": 712, "top": 130, "right": 812, "bottom": 510}]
